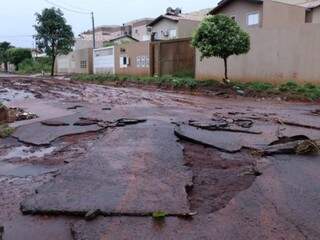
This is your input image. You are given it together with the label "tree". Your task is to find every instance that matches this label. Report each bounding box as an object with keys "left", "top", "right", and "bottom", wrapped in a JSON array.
[
  {"left": 7, "top": 48, "right": 32, "bottom": 71},
  {"left": 0, "top": 42, "right": 14, "bottom": 72},
  {"left": 34, "top": 8, "right": 75, "bottom": 76},
  {"left": 192, "top": 15, "right": 250, "bottom": 80}
]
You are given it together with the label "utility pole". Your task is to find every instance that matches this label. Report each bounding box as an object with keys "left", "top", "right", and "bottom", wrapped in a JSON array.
[{"left": 91, "top": 12, "right": 96, "bottom": 49}]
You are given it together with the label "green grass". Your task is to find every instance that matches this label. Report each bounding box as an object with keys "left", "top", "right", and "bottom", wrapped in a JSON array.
[
  {"left": 18, "top": 57, "right": 52, "bottom": 74},
  {"left": 152, "top": 211, "right": 167, "bottom": 220},
  {"left": 72, "top": 74, "right": 320, "bottom": 101},
  {"left": 278, "top": 81, "right": 320, "bottom": 100},
  {"left": 72, "top": 73, "right": 199, "bottom": 89},
  {"left": 0, "top": 124, "right": 14, "bottom": 138}
]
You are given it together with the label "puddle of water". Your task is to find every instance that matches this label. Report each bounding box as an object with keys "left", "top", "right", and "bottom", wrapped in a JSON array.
[
  {"left": 0, "top": 162, "right": 57, "bottom": 177},
  {"left": 2, "top": 146, "right": 56, "bottom": 160},
  {"left": 0, "top": 88, "right": 35, "bottom": 103}
]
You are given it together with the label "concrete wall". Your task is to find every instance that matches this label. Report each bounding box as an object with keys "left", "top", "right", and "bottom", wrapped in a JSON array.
[
  {"left": 56, "top": 48, "right": 93, "bottom": 74},
  {"left": 153, "top": 38, "right": 195, "bottom": 76},
  {"left": 262, "top": 0, "right": 306, "bottom": 28},
  {"left": 132, "top": 24, "right": 149, "bottom": 41},
  {"left": 196, "top": 24, "right": 320, "bottom": 84},
  {"left": 213, "top": 0, "right": 263, "bottom": 28},
  {"left": 74, "top": 39, "right": 103, "bottom": 50},
  {"left": 275, "top": 0, "right": 309, "bottom": 4},
  {"left": 114, "top": 42, "right": 152, "bottom": 76},
  {"left": 177, "top": 19, "right": 201, "bottom": 38}
]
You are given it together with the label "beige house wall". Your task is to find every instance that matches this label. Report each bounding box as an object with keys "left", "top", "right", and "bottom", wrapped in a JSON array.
[
  {"left": 114, "top": 42, "right": 152, "bottom": 76},
  {"left": 74, "top": 38, "right": 103, "bottom": 50},
  {"left": 56, "top": 48, "right": 93, "bottom": 74},
  {"left": 275, "top": 0, "right": 309, "bottom": 4},
  {"left": 213, "top": 0, "right": 263, "bottom": 28},
  {"left": 262, "top": 0, "right": 306, "bottom": 28},
  {"left": 151, "top": 19, "right": 178, "bottom": 40},
  {"left": 196, "top": 24, "right": 320, "bottom": 84},
  {"left": 132, "top": 24, "right": 149, "bottom": 41},
  {"left": 177, "top": 19, "right": 201, "bottom": 38}
]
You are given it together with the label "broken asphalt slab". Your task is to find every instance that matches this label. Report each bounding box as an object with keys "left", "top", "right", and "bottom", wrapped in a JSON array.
[
  {"left": 70, "top": 155, "right": 320, "bottom": 240},
  {"left": 20, "top": 120, "right": 193, "bottom": 217},
  {"left": 12, "top": 114, "right": 104, "bottom": 146},
  {"left": 174, "top": 124, "right": 277, "bottom": 153}
]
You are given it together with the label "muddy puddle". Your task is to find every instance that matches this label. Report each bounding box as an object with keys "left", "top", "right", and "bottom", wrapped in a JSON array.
[
  {"left": 0, "top": 161, "right": 57, "bottom": 177},
  {"left": 1, "top": 145, "right": 56, "bottom": 160},
  {"left": 0, "top": 145, "right": 57, "bottom": 177},
  {"left": 0, "top": 88, "right": 35, "bottom": 103}
]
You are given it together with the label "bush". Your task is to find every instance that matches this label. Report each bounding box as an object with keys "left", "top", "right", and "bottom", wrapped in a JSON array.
[
  {"left": 7, "top": 48, "right": 32, "bottom": 70},
  {"left": 18, "top": 57, "right": 51, "bottom": 74}
]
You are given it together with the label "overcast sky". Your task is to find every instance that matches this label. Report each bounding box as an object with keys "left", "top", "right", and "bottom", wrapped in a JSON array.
[{"left": 0, "top": 0, "right": 219, "bottom": 48}]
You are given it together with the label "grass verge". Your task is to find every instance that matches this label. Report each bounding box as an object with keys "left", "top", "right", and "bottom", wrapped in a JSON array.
[{"left": 72, "top": 74, "right": 320, "bottom": 101}]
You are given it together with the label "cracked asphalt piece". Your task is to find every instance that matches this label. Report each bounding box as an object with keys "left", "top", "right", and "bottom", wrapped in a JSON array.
[
  {"left": 175, "top": 124, "right": 276, "bottom": 153},
  {"left": 20, "top": 120, "right": 193, "bottom": 217},
  {"left": 71, "top": 155, "right": 320, "bottom": 240},
  {"left": 189, "top": 119, "right": 262, "bottom": 134},
  {"left": 263, "top": 139, "right": 320, "bottom": 155},
  {"left": 12, "top": 114, "right": 104, "bottom": 146}
]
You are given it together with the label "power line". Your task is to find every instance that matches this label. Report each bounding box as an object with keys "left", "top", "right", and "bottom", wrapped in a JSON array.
[
  {"left": 43, "top": 0, "right": 96, "bottom": 49},
  {"left": 50, "top": 0, "right": 91, "bottom": 12},
  {"left": 44, "top": 0, "right": 91, "bottom": 14}
]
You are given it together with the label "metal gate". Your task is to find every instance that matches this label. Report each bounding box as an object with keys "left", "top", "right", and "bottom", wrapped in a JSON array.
[{"left": 93, "top": 46, "right": 115, "bottom": 74}]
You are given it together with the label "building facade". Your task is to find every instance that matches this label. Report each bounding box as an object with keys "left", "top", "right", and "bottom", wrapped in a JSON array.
[
  {"left": 147, "top": 8, "right": 206, "bottom": 40},
  {"left": 196, "top": 0, "right": 320, "bottom": 83}
]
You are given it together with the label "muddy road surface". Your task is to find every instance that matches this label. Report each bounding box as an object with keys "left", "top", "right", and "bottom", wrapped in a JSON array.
[{"left": 0, "top": 75, "right": 320, "bottom": 240}]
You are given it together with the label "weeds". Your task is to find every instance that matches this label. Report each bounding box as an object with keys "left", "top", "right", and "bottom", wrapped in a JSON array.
[
  {"left": 72, "top": 74, "right": 199, "bottom": 89},
  {"left": 18, "top": 57, "right": 52, "bottom": 74},
  {"left": 152, "top": 211, "right": 167, "bottom": 220},
  {"left": 0, "top": 124, "right": 14, "bottom": 138},
  {"left": 72, "top": 74, "right": 320, "bottom": 101},
  {"left": 278, "top": 81, "right": 320, "bottom": 100}
]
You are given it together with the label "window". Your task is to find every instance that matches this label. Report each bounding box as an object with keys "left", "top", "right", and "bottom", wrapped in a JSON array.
[
  {"left": 247, "top": 12, "right": 259, "bottom": 26},
  {"left": 169, "top": 29, "right": 177, "bottom": 38},
  {"left": 141, "top": 56, "right": 146, "bottom": 68},
  {"left": 136, "top": 56, "right": 141, "bottom": 68},
  {"left": 142, "top": 35, "right": 150, "bottom": 41},
  {"left": 120, "top": 55, "right": 129, "bottom": 68},
  {"left": 80, "top": 60, "right": 87, "bottom": 69}
]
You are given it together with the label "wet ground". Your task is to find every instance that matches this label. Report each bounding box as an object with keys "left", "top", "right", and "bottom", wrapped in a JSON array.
[{"left": 0, "top": 75, "right": 319, "bottom": 240}]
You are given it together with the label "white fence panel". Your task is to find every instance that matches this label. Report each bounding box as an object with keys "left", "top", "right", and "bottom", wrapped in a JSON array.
[{"left": 93, "top": 46, "right": 115, "bottom": 74}]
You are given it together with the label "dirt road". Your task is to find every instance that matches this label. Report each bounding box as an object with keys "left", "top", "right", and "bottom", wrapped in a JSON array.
[{"left": 0, "top": 75, "right": 319, "bottom": 240}]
